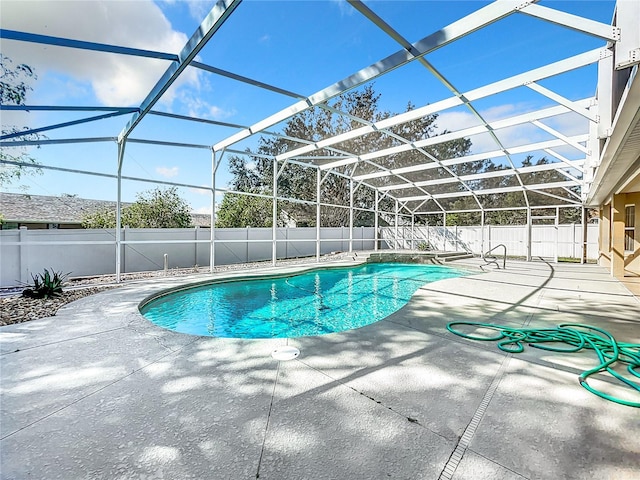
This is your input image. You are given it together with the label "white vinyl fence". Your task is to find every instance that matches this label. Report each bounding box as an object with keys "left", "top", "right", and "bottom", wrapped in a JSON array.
[
  {"left": 380, "top": 224, "right": 599, "bottom": 260},
  {"left": 0, "top": 226, "right": 375, "bottom": 287},
  {"left": 1, "top": 223, "right": 599, "bottom": 287}
]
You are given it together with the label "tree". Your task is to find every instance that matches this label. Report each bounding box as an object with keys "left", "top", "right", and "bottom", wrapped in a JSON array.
[
  {"left": 82, "top": 187, "right": 193, "bottom": 228},
  {"left": 219, "top": 85, "right": 473, "bottom": 227},
  {"left": 0, "top": 55, "right": 42, "bottom": 188},
  {"left": 215, "top": 193, "right": 273, "bottom": 228}
]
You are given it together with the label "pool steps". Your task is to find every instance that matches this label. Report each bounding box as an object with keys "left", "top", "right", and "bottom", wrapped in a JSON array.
[{"left": 354, "top": 250, "right": 474, "bottom": 264}]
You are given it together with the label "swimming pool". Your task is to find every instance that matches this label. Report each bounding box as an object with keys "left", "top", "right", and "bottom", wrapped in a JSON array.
[{"left": 140, "top": 263, "right": 471, "bottom": 339}]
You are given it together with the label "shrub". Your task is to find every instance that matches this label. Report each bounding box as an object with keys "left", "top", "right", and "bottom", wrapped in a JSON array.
[{"left": 22, "top": 268, "right": 69, "bottom": 299}]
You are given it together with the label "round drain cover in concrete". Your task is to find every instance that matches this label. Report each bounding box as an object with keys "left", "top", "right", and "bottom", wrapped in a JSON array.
[{"left": 271, "top": 346, "right": 300, "bottom": 361}]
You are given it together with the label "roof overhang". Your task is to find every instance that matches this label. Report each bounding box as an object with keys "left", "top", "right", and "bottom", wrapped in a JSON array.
[{"left": 586, "top": 69, "right": 640, "bottom": 206}]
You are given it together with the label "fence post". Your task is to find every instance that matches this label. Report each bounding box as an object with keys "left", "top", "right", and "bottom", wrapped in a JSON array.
[
  {"left": 19, "top": 226, "right": 29, "bottom": 284},
  {"left": 394, "top": 200, "right": 399, "bottom": 250},
  {"left": 455, "top": 225, "right": 458, "bottom": 251},
  {"left": 246, "top": 226, "right": 250, "bottom": 263},
  {"left": 480, "top": 211, "right": 485, "bottom": 255},
  {"left": 374, "top": 190, "right": 379, "bottom": 251},
  {"left": 194, "top": 226, "right": 199, "bottom": 267},
  {"left": 526, "top": 208, "right": 532, "bottom": 262},
  {"left": 342, "top": 226, "right": 347, "bottom": 252},
  {"left": 554, "top": 207, "right": 559, "bottom": 263},
  {"left": 443, "top": 212, "right": 447, "bottom": 251},
  {"left": 121, "top": 226, "right": 126, "bottom": 274},
  {"left": 581, "top": 207, "right": 587, "bottom": 264},
  {"left": 349, "top": 178, "right": 354, "bottom": 253}
]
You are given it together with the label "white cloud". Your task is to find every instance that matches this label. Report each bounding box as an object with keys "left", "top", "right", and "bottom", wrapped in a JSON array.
[
  {"left": 330, "top": 0, "right": 354, "bottom": 17},
  {"left": 208, "top": 105, "right": 235, "bottom": 119},
  {"left": 189, "top": 185, "right": 212, "bottom": 195},
  {"left": 180, "top": 93, "right": 236, "bottom": 120},
  {"left": 245, "top": 161, "right": 257, "bottom": 171},
  {"left": 1, "top": 0, "right": 200, "bottom": 107},
  {"left": 435, "top": 110, "right": 481, "bottom": 132},
  {"left": 434, "top": 103, "right": 589, "bottom": 156},
  {"left": 156, "top": 166, "right": 179, "bottom": 178},
  {"left": 194, "top": 205, "right": 212, "bottom": 214},
  {"left": 478, "top": 103, "right": 530, "bottom": 123},
  {"left": 545, "top": 112, "right": 589, "bottom": 137},
  {"left": 157, "top": 1, "right": 216, "bottom": 22},
  {"left": 185, "top": 0, "right": 216, "bottom": 21}
]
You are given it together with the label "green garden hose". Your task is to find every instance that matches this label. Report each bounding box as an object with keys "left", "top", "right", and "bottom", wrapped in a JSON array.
[{"left": 446, "top": 321, "right": 640, "bottom": 408}]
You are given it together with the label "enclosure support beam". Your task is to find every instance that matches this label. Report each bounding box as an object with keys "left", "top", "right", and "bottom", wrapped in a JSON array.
[
  {"left": 395, "top": 200, "right": 399, "bottom": 250},
  {"left": 481, "top": 210, "right": 485, "bottom": 256},
  {"left": 272, "top": 159, "right": 278, "bottom": 266},
  {"left": 349, "top": 179, "right": 354, "bottom": 253},
  {"left": 210, "top": 150, "right": 217, "bottom": 273},
  {"left": 526, "top": 207, "right": 532, "bottom": 262},
  {"left": 526, "top": 82, "right": 597, "bottom": 122},
  {"left": 554, "top": 207, "right": 560, "bottom": 263},
  {"left": 115, "top": 140, "right": 126, "bottom": 283},
  {"left": 411, "top": 215, "right": 415, "bottom": 250},
  {"left": 316, "top": 169, "right": 321, "bottom": 262},
  {"left": 374, "top": 190, "right": 379, "bottom": 251},
  {"left": 614, "top": 0, "right": 640, "bottom": 69},
  {"left": 443, "top": 212, "right": 447, "bottom": 251},
  {"left": 517, "top": 3, "right": 617, "bottom": 41},
  {"left": 581, "top": 206, "right": 587, "bottom": 264}
]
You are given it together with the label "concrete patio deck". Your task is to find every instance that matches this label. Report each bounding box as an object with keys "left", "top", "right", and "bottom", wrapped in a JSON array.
[{"left": 1, "top": 259, "right": 638, "bottom": 479}]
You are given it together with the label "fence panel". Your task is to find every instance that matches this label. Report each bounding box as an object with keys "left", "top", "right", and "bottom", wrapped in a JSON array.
[
  {"left": 1, "top": 226, "right": 376, "bottom": 287},
  {"left": 0, "top": 230, "right": 21, "bottom": 286},
  {"left": 379, "top": 224, "right": 598, "bottom": 260},
  {"left": 0, "top": 224, "right": 599, "bottom": 287}
]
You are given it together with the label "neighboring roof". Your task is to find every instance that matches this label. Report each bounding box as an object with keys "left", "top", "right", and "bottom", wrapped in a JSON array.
[
  {"left": 0, "top": 193, "right": 121, "bottom": 224},
  {"left": 0, "top": 193, "right": 210, "bottom": 226}
]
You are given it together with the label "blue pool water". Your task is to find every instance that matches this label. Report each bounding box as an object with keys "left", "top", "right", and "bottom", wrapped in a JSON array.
[{"left": 140, "top": 263, "right": 470, "bottom": 339}]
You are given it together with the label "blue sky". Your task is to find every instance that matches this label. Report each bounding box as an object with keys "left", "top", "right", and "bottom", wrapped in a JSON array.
[{"left": 1, "top": 0, "right": 616, "bottom": 214}]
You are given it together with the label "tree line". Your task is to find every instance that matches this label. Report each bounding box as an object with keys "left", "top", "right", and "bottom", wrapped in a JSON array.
[{"left": 217, "top": 85, "right": 580, "bottom": 227}]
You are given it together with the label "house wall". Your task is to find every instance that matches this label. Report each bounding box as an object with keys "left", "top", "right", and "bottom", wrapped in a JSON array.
[
  {"left": 626, "top": 192, "right": 640, "bottom": 275},
  {"left": 599, "top": 203, "right": 612, "bottom": 270},
  {"left": 598, "top": 192, "right": 640, "bottom": 278},
  {"left": 0, "top": 222, "right": 80, "bottom": 230}
]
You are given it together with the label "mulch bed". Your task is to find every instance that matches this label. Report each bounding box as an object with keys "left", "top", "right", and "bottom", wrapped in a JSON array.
[{"left": 0, "top": 287, "right": 117, "bottom": 326}]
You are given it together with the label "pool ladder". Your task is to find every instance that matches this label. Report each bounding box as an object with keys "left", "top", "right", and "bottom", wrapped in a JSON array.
[{"left": 482, "top": 244, "right": 506, "bottom": 269}]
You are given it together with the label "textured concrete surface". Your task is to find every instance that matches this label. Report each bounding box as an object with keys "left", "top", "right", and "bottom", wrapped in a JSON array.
[{"left": 1, "top": 259, "right": 639, "bottom": 479}]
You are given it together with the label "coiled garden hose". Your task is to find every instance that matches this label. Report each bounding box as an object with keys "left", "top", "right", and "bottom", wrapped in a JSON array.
[{"left": 446, "top": 322, "right": 640, "bottom": 408}]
